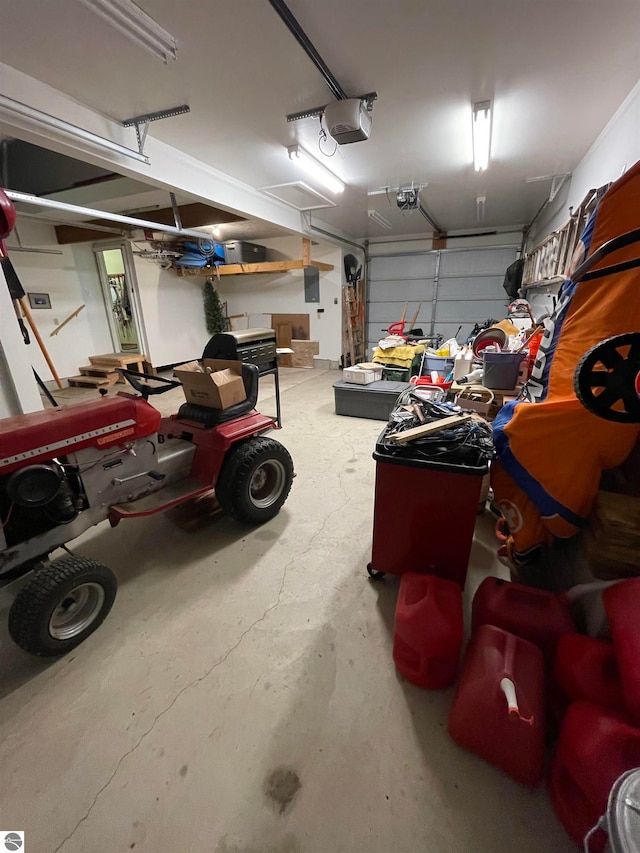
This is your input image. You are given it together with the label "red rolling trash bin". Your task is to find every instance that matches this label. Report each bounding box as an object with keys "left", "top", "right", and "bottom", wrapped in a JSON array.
[{"left": 368, "top": 436, "right": 488, "bottom": 588}]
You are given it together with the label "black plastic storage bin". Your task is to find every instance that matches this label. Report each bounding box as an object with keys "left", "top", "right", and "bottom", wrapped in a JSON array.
[{"left": 333, "top": 380, "right": 411, "bottom": 420}]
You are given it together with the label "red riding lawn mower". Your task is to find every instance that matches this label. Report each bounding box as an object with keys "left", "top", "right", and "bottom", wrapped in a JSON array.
[
  {"left": 0, "top": 365, "right": 294, "bottom": 657},
  {"left": 0, "top": 190, "right": 293, "bottom": 657}
]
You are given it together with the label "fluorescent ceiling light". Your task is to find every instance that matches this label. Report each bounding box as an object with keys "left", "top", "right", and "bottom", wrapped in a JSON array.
[
  {"left": 287, "top": 145, "right": 344, "bottom": 195},
  {"left": 0, "top": 94, "right": 149, "bottom": 164},
  {"left": 472, "top": 100, "right": 492, "bottom": 172},
  {"left": 367, "top": 209, "right": 392, "bottom": 230},
  {"left": 77, "top": 0, "right": 177, "bottom": 62}
]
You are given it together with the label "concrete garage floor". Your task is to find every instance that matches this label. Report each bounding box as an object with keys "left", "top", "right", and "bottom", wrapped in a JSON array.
[{"left": 0, "top": 369, "right": 571, "bottom": 853}]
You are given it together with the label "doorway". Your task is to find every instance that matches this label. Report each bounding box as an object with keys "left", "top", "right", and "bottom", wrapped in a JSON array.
[{"left": 94, "top": 243, "right": 144, "bottom": 353}]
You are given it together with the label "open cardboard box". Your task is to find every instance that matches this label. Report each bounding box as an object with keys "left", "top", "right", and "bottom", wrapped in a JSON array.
[{"left": 174, "top": 359, "right": 246, "bottom": 410}]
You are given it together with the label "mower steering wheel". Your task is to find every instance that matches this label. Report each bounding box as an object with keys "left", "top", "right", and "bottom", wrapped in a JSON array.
[{"left": 117, "top": 368, "right": 182, "bottom": 400}]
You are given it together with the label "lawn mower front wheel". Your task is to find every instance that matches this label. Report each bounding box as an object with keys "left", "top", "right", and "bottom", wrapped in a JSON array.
[
  {"left": 216, "top": 437, "right": 294, "bottom": 524},
  {"left": 8, "top": 556, "right": 117, "bottom": 656}
]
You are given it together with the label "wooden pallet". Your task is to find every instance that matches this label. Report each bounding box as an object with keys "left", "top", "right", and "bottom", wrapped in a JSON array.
[
  {"left": 79, "top": 365, "right": 120, "bottom": 384},
  {"left": 68, "top": 375, "right": 111, "bottom": 388}
]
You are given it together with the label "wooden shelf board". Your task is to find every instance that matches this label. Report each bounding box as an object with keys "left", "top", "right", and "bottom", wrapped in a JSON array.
[{"left": 176, "top": 258, "right": 334, "bottom": 277}]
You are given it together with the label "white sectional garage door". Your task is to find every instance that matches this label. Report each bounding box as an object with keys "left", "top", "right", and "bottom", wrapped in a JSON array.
[{"left": 367, "top": 245, "right": 518, "bottom": 356}]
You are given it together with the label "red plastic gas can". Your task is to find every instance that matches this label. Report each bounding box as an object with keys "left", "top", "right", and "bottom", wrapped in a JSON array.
[
  {"left": 471, "top": 576, "right": 574, "bottom": 663},
  {"left": 552, "top": 634, "right": 624, "bottom": 720},
  {"left": 549, "top": 701, "right": 640, "bottom": 851},
  {"left": 448, "top": 624, "right": 545, "bottom": 785},
  {"left": 393, "top": 573, "right": 463, "bottom": 689},
  {"left": 604, "top": 579, "right": 640, "bottom": 724}
]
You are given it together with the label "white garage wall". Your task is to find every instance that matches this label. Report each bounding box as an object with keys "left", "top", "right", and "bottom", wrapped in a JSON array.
[
  {"left": 530, "top": 79, "right": 640, "bottom": 245},
  {"left": 215, "top": 237, "right": 343, "bottom": 363},
  {"left": 132, "top": 254, "right": 210, "bottom": 368},
  {"left": 6, "top": 219, "right": 112, "bottom": 381}
]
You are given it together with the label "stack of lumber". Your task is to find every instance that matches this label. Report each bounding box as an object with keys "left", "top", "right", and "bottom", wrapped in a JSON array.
[{"left": 68, "top": 352, "right": 152, "bottom": 388}]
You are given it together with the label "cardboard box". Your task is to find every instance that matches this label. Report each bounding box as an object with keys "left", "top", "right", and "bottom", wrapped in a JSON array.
[
  {"left": 343, "top": 365, "right": 383, "bottom": 385},
  {"left": 174, "top": 359, "right": 246, "bottom": 409},
  {"left": 455, "top": 392, "right": 492, "bottom": 416}
]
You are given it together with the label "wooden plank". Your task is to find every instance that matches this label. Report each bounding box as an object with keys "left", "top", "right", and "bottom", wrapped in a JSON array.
[
  {"left": 89, "top": 352, "right": 147, "bottom": 367},
  {"left": 272, "top": 314, "right": 309, "bottom": 341},
  {"left": 302, "top": 237, "right": 311, "bottom": 266},
  {"left": 290, "top": 339, "right": 319, "bottom": 368},
  {"left": 68, "top": 375, "right": 110, "bottom": 387},
  {"left": 176, "top": 259, "right": 334, "bottom": 276},
  {"left": 275, "top": 323, "right": 293, "bottom": 367},
  {"left": 387, "top": 414, "right": 473, "bottom": 444}
]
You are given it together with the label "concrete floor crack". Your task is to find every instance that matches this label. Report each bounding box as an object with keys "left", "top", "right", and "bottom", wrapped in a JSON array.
[
  {"left": 52, "top": 562, "right": 291, "bottom": 853},
  {"left": 52, "top": 456, "right": 353, "bottom": 851}
]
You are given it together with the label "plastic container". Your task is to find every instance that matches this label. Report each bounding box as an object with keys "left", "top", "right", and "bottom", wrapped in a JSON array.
[
  {"left": 393, "top": 573, "right": 463, "bottom": 689},
  {"left": 453, "top": 348, "right": 474, "bottom": 381},
  {"left": 482, "top": 350, "right": 526, "bottom": 390},
  {"left": 333, "top": 380, "right": 410, "bottom": 421},
  {"left": 369, "top": 438, "right": 489, "bottom": 587},
  {"left": 421, "top": 354, "right": 455, "bottom": 378},
  {"left": 549, "top": 701, "right": 640, "bottom": 851},
  {"left": 586, "top": 769, "right": 640, "bottom": 853},
  {"left": 552, "top": 634, "right": 624, "bottom": 718},
  {"left": 448, "top": 624, "right": 546, "bottom": 785},
  {"left": 604, "top": 580, "right": 640, "bottom": 724},
  {"left": 471, "top": 576, "right": 574, "bottom": 664}
]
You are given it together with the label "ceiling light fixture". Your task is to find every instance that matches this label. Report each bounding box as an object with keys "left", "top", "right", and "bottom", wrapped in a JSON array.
[
  {"left": 367, "top": 209, "right": 392, "bottom": 230},
  {"left": 0, "top": 94, "right": 149, "bottom": 163},
  {"left": 287, "top": 145, "right": 344, "bottom": 195},
  {"left": 77, "top": 0, "right": 177, "bottom": 62},
  {"left": 472, "top": 100, "right": 492, "bottom": 172}
]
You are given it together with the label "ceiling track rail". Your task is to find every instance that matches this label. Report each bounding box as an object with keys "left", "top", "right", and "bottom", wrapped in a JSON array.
[
  {"left": 3, "top": 189, "right": 212, "bottom": 240},
  {"left": 268, "top": 0, "right": 348, "bottom": 101}
]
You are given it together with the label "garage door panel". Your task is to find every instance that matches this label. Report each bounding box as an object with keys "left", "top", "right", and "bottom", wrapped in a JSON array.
[
  {"left": 369, "top": 255, "right": 437, "bottom": 281},
  {"left": 437, "top": 276, "right": 506, "bottom": 300},
  {"left": 436, "top": 322, "right": 478, "bottom": 342},
  {"left": 434, "top": 299, "right": 506, "bottom": 322},
  {"left": 368, "top": 301, "right": 433, "bottom": 324},
  {"left": 440, "top": 248, "right": 517, "bottom": 277},
  {"left": 368, "top": 278, "right": 433, "bottom": 302}
]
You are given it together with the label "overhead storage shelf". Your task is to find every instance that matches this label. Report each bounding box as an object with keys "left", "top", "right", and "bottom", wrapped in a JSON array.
[
  {"left": 174, "top": 237, "right": 333, "bottom": 276},
  {"left": 176, "top": 258, "right": 334, "bottom": 276}
]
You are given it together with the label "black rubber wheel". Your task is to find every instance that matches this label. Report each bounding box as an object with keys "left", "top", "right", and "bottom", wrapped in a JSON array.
[
  {"left": 8, "top": 556, "right": 117, "bottom": 656},
  {"left": 367, "top": 563, "right": 386, "bottom": 581},
  {"left": 574, "top": 333, "right": 640, "bottom": 423},
  {"left": 215, "top": 436, "right": 294, "bottom": 524}
]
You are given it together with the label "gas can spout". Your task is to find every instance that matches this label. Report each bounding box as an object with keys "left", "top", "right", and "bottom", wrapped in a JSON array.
[{"left": 500, "top": 677, "right": 534, "bottom": 725}]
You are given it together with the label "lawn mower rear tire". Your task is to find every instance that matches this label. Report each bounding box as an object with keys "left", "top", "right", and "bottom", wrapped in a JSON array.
[
  {"left": 8, "top": 556, "right": 117, "bottom": 656},
  {"left": 216, "top": 436, "right": 293, "bottom": 524}
]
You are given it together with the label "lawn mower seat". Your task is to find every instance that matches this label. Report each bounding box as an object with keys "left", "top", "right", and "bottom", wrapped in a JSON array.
[{"left": 177, "top": 362, "right": 259, "bottom": 427}]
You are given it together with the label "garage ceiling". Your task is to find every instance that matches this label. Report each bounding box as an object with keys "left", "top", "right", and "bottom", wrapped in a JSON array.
[{"left": 1, "top": 0, "right": 639, "bottom": 240}]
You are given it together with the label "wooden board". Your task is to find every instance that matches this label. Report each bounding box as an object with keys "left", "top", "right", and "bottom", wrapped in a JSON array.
[
  {"left": 275, "top": 323, "right": 293, "bottom": 367},
  {"left": 68, "top": 375, "right": 110, "bottom": 388},
  {"left": 89, "top": 352, "right": 148, "bottom": 367},
  {"left": 177, "top": 259, "right": 334, "bottom": 276},
  {"left": 387, "top": 414, "right": 473, "bottom": 444},
  {"left": 290, "top": 339, "right": 319, "bottom": 368},
  {"left": 273, "top": 314, "right": 310, "bottom": 367},
  {"left": 272, "top": 314, "right": 310, "bottom": 341}
]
